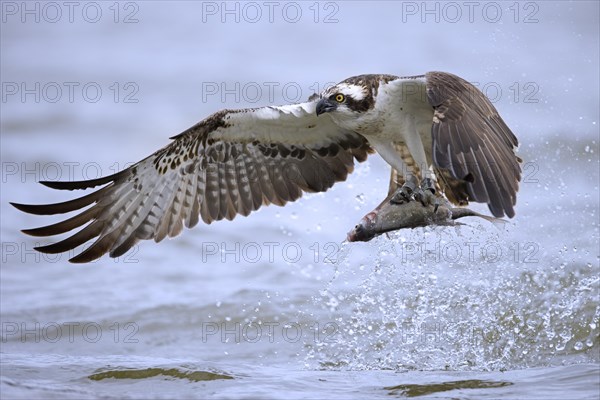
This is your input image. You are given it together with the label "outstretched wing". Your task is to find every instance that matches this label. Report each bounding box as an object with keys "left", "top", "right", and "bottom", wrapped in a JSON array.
[
  {"left": 12, "top": 101, "right": 372, "bottom": 263},
  {"left": 424, "top": 71, "right": 521, "bottom": 218}
]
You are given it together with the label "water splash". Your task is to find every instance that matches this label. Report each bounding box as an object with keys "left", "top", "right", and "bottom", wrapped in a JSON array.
[{"left": 306, "top": 227, "right": 599, "bottom": 372}]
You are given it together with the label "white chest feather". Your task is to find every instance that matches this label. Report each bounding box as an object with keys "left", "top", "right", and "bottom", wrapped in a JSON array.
[
  {"left": 365, "top": 83, "right": 432, "bottom": 139},
  {"left": 357, "top": 81, "right": 435, "bottom": 174}
]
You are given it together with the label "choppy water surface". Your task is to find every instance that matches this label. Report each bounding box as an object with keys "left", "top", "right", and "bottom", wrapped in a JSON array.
[{"left": 1, "top": 2, "right": 599, "bottom": 399}]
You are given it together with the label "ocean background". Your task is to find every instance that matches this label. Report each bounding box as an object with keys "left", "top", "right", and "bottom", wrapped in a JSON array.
[{"left": 1, "top": 1, "right": 598, "bottom": 398}]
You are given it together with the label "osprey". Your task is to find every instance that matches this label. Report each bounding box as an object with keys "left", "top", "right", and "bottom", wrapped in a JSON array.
[{"left": 12, "top": 71, "right": 521, "bottom": 263}]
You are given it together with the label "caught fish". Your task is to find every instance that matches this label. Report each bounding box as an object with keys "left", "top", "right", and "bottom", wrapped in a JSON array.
[{"left": 347, "top": 194, "right": 504, "bottom": 242}]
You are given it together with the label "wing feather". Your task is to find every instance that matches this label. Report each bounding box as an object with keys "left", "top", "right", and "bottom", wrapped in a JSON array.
[
  {"left": 21, "top": 204, "right": 101, "bottom": 237},
  {"left": 183, "top": 167, "right": 200, "bottom": 228},
  {"left": 168, "top": 171, "right": 189, "bottom": 236},
  {"left": 233, "top": 154, "right": 253, "bottom": 217},
  {"left": 203, "top": 163, "right": 221, "bottom": 223},
  {"left": 240, "top": 153, "right": 263, "bottom": 212},
  {"left": 155, "top": 177, "right": 182, "bottom": 242},
  {"left": 223, "top": 157, "right": 240, "bottom": 220},
  {"left": 14, "top": 100, "right": 372, "bottom": 262},
  {"left": 426, "top": 71, "right": 521, "bottom": 218},
  {"left": 10, "top": 185, "right": 113, "bottom": 215},
  {"left": 111, "top": 189, "right": 160, "bottom": 256}
]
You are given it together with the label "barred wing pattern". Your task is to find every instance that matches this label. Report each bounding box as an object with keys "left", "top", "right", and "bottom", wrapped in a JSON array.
[
  {"left": 12, "top": 102, "right": 372, "bottom": 263},
  {"left": 425, "top": 71, "right": 521, "bottom": 218}
]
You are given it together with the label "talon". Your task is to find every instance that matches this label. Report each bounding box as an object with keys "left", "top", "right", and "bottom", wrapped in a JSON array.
[
  {"left": 413, "top": 178, "right": 438, "bottom": 208},
  {"left": 414, "top": 189, "right": 426, "bottom": 207},
  {"left": 390, "top": 187, "right": 412, "bottom": 204},
  {"left": 390, "top": 177, "right": 417, "bottom": 204},
  {"left": 389, "top": 192, "right": 406, "bottom": 204},
  {"left": 421, "top": 178, "right": 436, "bottom": 195}
]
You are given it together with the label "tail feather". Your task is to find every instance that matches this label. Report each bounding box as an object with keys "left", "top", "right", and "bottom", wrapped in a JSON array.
[{"left": 434, "top": 167, "right": 470, "bottom": 206}]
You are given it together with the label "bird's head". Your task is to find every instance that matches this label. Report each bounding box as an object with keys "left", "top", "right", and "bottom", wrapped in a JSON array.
[
  {"left": 316, "top": 83, "right": 372, "bottom": 117},
  {"left": 315, "top": 75, "right": 381, "bottom": 130}
]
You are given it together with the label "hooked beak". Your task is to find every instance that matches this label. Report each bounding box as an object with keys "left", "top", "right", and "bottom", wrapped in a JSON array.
[{"left": 316, "top": 98, "right": 337, "bottom": 116}]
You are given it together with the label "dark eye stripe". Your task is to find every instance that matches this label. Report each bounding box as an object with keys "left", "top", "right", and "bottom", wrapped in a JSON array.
[{"left": 344, "top": 95, "right": 373, "bottom": 113}]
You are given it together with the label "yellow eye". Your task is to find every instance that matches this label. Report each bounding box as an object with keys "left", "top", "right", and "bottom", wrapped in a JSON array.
[{"left": 335, "top": 93, "right": 345, "bottom": 103}]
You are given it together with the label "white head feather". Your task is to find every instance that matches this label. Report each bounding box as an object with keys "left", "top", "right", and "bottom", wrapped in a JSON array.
[{"left": 326, "top": 83, "right": 366, "bottom": 101}]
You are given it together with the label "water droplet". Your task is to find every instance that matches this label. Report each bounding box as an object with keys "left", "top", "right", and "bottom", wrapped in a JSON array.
[{"left": 573, "top": 341, "right": 583, "bottom": 351}]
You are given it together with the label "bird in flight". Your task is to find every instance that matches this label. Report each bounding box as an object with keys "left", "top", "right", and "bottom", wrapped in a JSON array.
[{"left": 12, "top": 71, "right": 521, "bottom": 263}]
